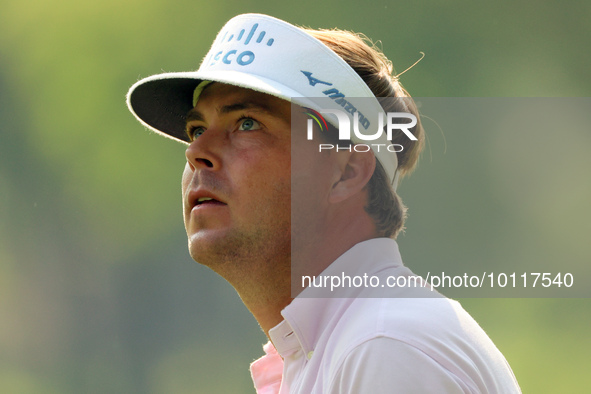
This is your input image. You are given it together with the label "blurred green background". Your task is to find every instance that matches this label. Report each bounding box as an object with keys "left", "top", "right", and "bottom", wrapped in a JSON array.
[{"left": 1, "top": 0, "right": 589, "bottom": 393}]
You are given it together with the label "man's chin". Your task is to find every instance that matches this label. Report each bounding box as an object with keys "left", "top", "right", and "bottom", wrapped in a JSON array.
[
  {"left": 187, "top": 228, "right": 261, "bottom": 269},
  {"left": 187, "top": 230, "right": 230, "bottom": 264}
]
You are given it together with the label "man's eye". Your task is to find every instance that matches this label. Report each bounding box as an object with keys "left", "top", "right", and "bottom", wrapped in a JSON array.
[
  {"left": 238, "top": 118, "right": 260, "bottom": 131},
  {"left": 189, "top": 126, "right": 206, "bottom": 140}
]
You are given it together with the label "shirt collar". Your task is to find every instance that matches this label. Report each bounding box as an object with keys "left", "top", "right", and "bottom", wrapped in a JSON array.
[{"left": 269, "top": 238, "right": 404, "bottom": 358}]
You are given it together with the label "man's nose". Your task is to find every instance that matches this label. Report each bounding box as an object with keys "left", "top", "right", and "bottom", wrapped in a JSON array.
[{"left": 185, "top": 129, "right": 223, "bottom": 171}]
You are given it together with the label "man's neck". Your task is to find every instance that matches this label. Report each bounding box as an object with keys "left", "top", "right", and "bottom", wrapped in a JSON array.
[
  {"left": 213, "top": 254, "right": 293, "bottom": 338},
  {"left": 240, "top": 277, "right": 293, "bottom": 338},
  {"left": 290, "top": 209, "right": 380, "bottom": 297},
  {"left": 219, "top": 213, "right": 379, "bottom": 338}
]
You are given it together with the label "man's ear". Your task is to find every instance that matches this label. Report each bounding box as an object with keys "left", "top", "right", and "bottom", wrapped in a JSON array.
[{"left": 328, "top": 148, "right": 376, "bottom": 204}]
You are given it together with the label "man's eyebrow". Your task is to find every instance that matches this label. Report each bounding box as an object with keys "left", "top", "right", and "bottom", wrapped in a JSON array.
[
  {"left": 185, "top": 101, "right": 273, "bottom": 124},
  {"left": 185, "top": 108, "right": 205, "bottom": 124},
  {"left": 219, "top": 102, "right": 273, "bottom": 115}
]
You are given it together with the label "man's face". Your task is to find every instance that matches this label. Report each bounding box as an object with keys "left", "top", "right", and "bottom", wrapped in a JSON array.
[{"left": 181, "top": 83, "right": 294, "bottom": 270}]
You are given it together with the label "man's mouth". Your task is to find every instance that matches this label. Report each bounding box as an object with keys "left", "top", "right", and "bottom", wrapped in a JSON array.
[
  {"left": 186, "top": 188, "right": 228, "bottom": 212},
  {"left": 194, "top": 196, "right": 226, "bottom": 207}
]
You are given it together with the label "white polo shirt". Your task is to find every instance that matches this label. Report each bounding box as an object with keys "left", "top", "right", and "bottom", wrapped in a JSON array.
[{"left": 251, "top": 238, "right": 521, "bottom": 393}]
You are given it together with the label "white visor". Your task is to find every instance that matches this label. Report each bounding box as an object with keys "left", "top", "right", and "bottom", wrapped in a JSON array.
[{"left": 126, "top": 13, "right": 400, "bottom": 183}]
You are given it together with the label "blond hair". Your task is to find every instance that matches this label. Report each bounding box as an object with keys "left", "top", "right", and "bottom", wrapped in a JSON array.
[{"left": 303, "top": 28, "right": 425, "bottom": 238}]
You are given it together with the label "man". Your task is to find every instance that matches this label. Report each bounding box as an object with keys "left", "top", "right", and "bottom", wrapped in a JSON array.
[{"left": 127, "top": 13, "right": 520, "bottom": 393}]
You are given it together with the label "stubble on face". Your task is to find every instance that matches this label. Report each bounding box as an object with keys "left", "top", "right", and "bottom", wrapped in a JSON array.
[
  {"left": 181, "top": 84, "right": 292, "bottom": 281},
  {"left": 186, "top": 169, "right": 291, "bottom": 276}
]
